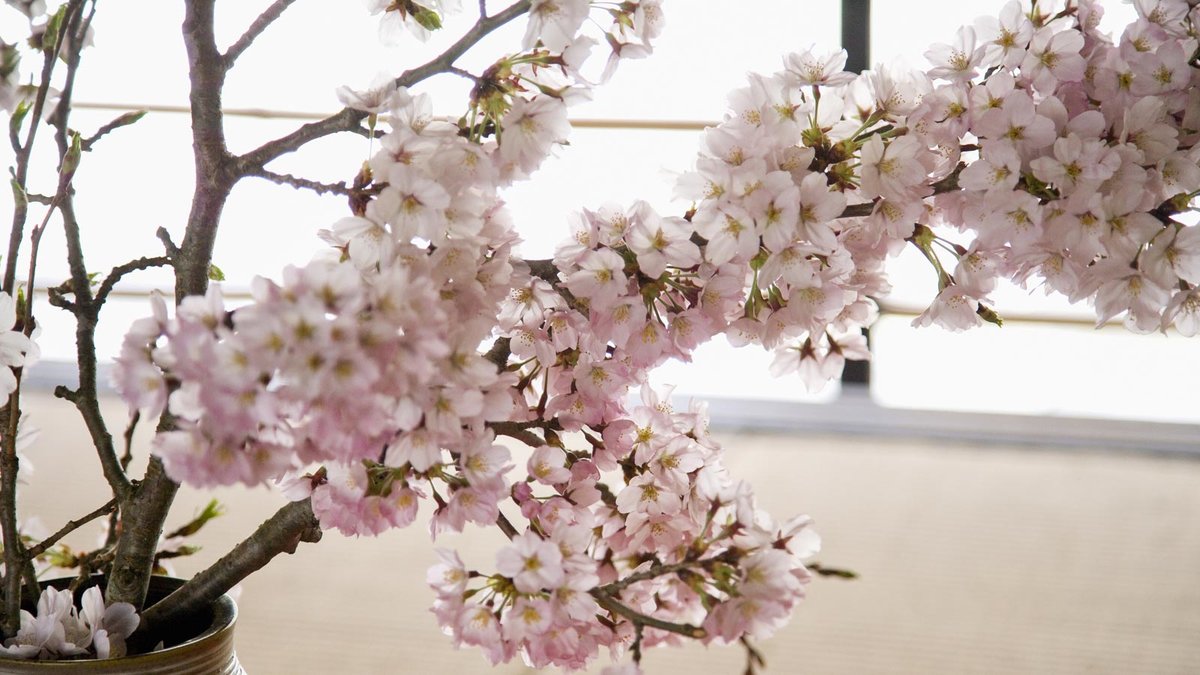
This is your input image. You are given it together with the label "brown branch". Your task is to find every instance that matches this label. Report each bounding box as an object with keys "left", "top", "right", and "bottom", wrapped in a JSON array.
[
  {"left": 105, "top": 457, "right": 177, "bottom": 609},
  {"left": 495, "top": 511, "right": 518, "bottom": 540},
  {"left": 838, "top": 202, "right": 874, "bottom": 219},
  {"left": 135, "top": 498, "right": 321, "bottom": 641},
  {"left": 94, "top": 256, "right": 172, "bottom": 308},
  {"left": 175, "top": 0, "right": 235, "bottom": 298},
  {"left": 1, "top": 398, "right": 25, "bottom": 635},
  {"left": 24, "top": 499, "right": 118, "bottom": 560},
  {"left": 525, "top": 258, "right": 559, "bottom": 283},
  {"left": 238, "top": 0, "right": 532, "bottom": 171},
  {"left": 155, "top": 227, "right": 180, "bottom": 259},
  {"left": 119, "top": 411, "right": 139, "bottom": 473},
  {"left": 222, "top": 0, "right": 298, "bottom": 68},
  {"left": 3, "top": 0, "right": 83, "bottom": 294},
  {"left": 489, "top": 421, "right": 545, "bottom": 448},
  {"left": 59, "top": 197, "right": 132, "bottom": 499},
  {"left": 243, "top": 166, "right": 350, "bottom": 196},
  {"left": 590, "top": 589, "right": 707, "bottom": 639},
  {"left": 81, "top": 110, "right": 147, "bottom": 151}
]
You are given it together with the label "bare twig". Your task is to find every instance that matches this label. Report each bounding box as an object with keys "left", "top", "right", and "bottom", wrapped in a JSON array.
[
  {"left": 155, "top": 227, "right": 180, "bottom": 259},
  {"left": 1, "top": 396, "right": 26, "bottom": 636},
  {"left": 81, "top": 110, "right": 147, "bottom": 151},
  {"left": 447, "top": 65, "right": 482, "bottom": 83},
  {"left": 495, "top": 511, "right": 518, "bottom": 540},
  {"left": 243, "top": 166, "right": 351, "bottom": 196},
  {"left": 222, "top": 0, "right": 298, "bottom": 68},
  {"left": 807, "top": 562, "right": 859, "bottom": 579},
  {"left": 94, "top": 256, "right": 172, "bottom": 308},
  {"left": 740, "top": 636, "right": 767, "bottom": 674},
  {"left": 59, "top": 198, "right": 132, "bottom": 500},
  {"left": 489, "top": 421, "right": 545, "bottom": 448},
  {"left": 24, "top": 499, "right": 118, "bottom": 560},
  {"left": 120, "top": 411, "right": 139, "bottom": 473},
  {"left": 3, "top": 0, "right": 83, "bottom": 294}
]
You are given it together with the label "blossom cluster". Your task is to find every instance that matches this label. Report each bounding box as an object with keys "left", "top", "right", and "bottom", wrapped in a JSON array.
[
  {"left": 0, "top": 586, "right": 138, "bottom": 660},
  {"left": 107, "top": 1, "right": 827, "bottom": 669},
  {"left": 97, "top": 0, "right": 1200, "bottom": 671},
  {"left": 428, "top": 390, "right": 818, "bottom": 668}
]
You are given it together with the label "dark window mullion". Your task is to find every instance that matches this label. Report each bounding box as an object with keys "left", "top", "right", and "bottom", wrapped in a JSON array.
[{"left": 840, "top": 0, "right": 872, "bottom": 388}]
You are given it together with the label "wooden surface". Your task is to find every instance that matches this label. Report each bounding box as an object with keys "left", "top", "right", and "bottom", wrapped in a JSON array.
[{"left": 16, "top": 391, "right": 1200, "bottom": 674}]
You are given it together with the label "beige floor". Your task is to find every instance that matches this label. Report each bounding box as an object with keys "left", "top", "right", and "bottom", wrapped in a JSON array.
[{"left": 14, "top": 391, "right": 1200, "bottom": 674}]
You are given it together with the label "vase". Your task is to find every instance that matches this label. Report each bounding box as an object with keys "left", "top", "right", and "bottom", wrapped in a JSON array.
[{"left": 0, "top": 576, "right": 244, "bottom": 674}]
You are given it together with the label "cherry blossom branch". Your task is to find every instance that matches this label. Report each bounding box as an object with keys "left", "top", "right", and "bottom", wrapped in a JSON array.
[
  {"left": 489, "top": 421, "right": 545, "bottom": 448},
  {"left": 134, "top": 498, "right": 321, "bottom": 644},
  {"left": 106, "top": 0, "right": 231, "bottom": 610},
  {"left": 176, "top": 0, "right": 235, "bottom": 298},
  {"left": 483, "top": 336, "right": 511, "bottom": 369},
  {"left": 238, "top": 0, "right": 532, "bottom": 171},
  {"left": 23, "top": 498, "right": 118, "bottom": 560},
  {"left": 35, "top": 3, "right": 134, "bottom": 505},
  {"left": 740, "top": 636, "right": 767, "bottom": 674},
  {"left": 834, "top": 161, "right": 965, "bottom": 220},
  {"left": 590, "top": 588, "right": 707, "bottom": 639},
  {"left": 1, "top": 398, "right": 24, "bottom": 635},
  {"left": 222, "top": 0, "right": 298, "bottom": 68},
  {"left": 495, "top": 511, "right": 519, "bottom": 540},
  {"left": 2, "top": 0, "right": 83, "bottom": 294},
  {"left": 58, "top": 198, "right": 133, "bottom": 500},
  {"left": 242, "top": 166, "right": 351, "bottom": 196},
  {"left": 94, "top": 256, "right": 172, "bottom": 308}
]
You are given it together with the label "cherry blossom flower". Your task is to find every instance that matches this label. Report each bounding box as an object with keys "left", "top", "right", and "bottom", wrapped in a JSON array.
[
  {"left": 926, "top": 26, "right": 985, "bottom": 82},
  {"left": 0, "top": 290, "right": 33, "bottom": 398},
  {"left": 496, "top": 530, "right": 566, "bottom": 593},
  {"left": 0, "top": 587, "right": 138, "bottom": 660},
  {"left": 523, "top": 0, "right": 590, "bottom": 52},
  {"left": 783, "top": 48, "right": 856, "bottom": 87}
]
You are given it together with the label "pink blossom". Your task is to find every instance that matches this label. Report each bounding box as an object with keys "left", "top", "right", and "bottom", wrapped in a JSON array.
[{"left": 496, "top": 530, "right": 566, "bottom": 593}]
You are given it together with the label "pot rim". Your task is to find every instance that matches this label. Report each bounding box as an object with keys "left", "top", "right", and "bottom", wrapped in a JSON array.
[{"left": 0, "top": 575, "right": 237, "bottom": 668}]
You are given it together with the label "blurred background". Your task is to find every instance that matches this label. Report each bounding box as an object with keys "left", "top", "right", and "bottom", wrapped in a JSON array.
[{"left": 3, "top": 0, "right": 1200, "bottom": 673}]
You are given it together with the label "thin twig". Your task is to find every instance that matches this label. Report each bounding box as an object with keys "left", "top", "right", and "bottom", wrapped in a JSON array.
[
  {"left": 222, "top": 0, "right": 298, "bottom": 67},
  {"left": 58, "top": 197, "right": 132, "bottom": 499},
  {"left": 3, "top": 0, "right": 83, "bottom": 293},
  {"left": 238, "top": 0, "right": 532, "bottom": 171},
  {"left": 24, "top": 499, "right": 118, "bottom": 560},
  {"left": 81, "top": 110, "right": 147, "bottom": 151},
  {"left": 94, "top": 256, "right": 172, "bottom": 308},
  {"left": 120, "top": 411, "right": 139, "bottom": 473},
  {"left": 155, "top": 227, "right": 180, "bottom": 258},
  {"left": 447, "top": 65, "right": 482, "bottom": 83},
  {"left": 495, "top": 511, "right": 518, "bottom": 540},
  {"left": 243, "top": 166, "right": 351, "bottom": 196}
]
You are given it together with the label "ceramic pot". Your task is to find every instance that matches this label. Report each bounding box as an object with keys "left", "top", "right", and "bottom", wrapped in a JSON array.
[{"left": 0, "top": 576, "right": 244, "bottom": 674}]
